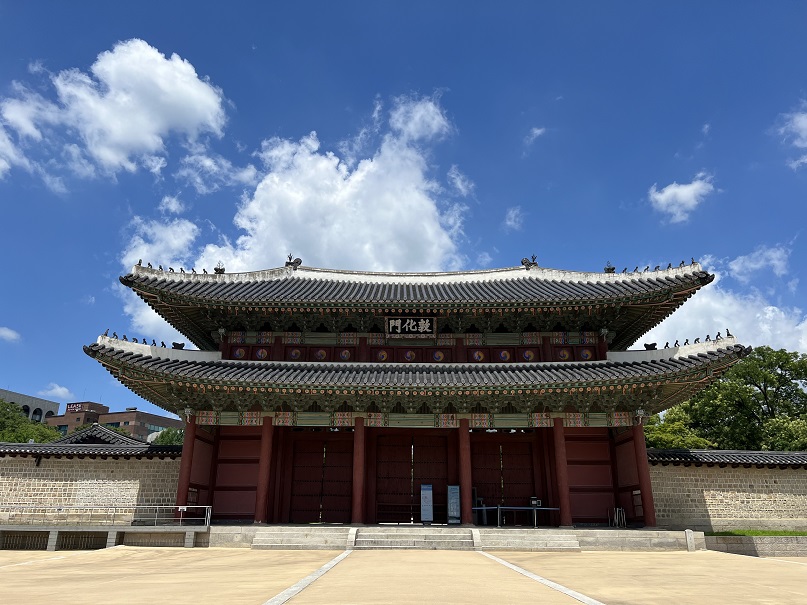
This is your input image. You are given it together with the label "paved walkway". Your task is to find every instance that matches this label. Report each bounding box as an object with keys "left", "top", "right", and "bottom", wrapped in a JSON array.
[{"left": 1, "top": 547, "right": 806, "bottom": 604}]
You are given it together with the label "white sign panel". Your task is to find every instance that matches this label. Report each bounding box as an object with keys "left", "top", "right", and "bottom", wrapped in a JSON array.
[
  {"left": 420, "top": 484, "right": 434, "bottom": 524},
  {"left": 447, "top": 485, "right": 461, "bottom": 524}
]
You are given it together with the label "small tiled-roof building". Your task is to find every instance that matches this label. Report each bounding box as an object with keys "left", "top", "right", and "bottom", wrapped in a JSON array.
[{"left": 85, "top": 260, "right": 750, "bottom": 526}]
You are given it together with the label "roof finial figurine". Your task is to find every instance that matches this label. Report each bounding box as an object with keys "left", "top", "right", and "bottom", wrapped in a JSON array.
[
  {"left": 691, "top": 257, "right": 696, "bottom": 265},
  {"left": 151, "top": 339, "right": 157, "bottom": 346},
  {"left": 103, "top": 328, "right": 109, "bottom": 336},
  {"left": 654, "top": 265, "right": 660, "bottom": 271},
  {"left": 674, "top": 339, "right": 679, "bottom": 347},
  {"left": 158, "top": 265, "right": 163, "bottom": 271},
  {"left": 667, "top": 263, "right": 672, "bottom": 270},
  {"left": 693, "top": 337, "right": 700, "bottom": 344},
  {"left": 679, "top": 260, "right": 685, "bottom": 268},
  {"left": 715, "top": 331, "right": 722, "bottom": 340},
  {"left": 147, "top": 262, "right": 153, "bottom": 269},
  {"left": 664, "top": 342, "right": 669, "bottom": 348},
  {"left": 684, "top": 339, "right": 689, "bottom": 346},
  {"left": 169, "top": 267, "right": 174, "bottom": 273},
  {"left": 622, "top": 267, "right": 627, "bottom": 273},
  {"left": 122, "top": 334, "right": 128, "bottom": 341},
  {"left": 214, "top": 261, "right": 225, "bottom": 275},
  {"left": 132, "top": 337, "right": 138, "bottom": 343},
  {"left": 726, "top": 328, "right": 733, "bottom": 338},
  {"left": 112, "top": 332, "right": 118, "bottom": 339},
  {"left": 203, "top": 268, "right": 208, "bottom": 274},
  {"left": 284, "top": 255, "right": 303, "bottom": 270},
  {"left": 161, "top": 341, "right": 166, "bottom": 347},
  {"left": 180, "top": 267, "right": 185, "bottom": 274},
  {"left": 705, "top": 334, "right": 711, "bottom": 342},
  {"left": 633, "top": 266, "right": 639, "bottom": 273},
  {"left": 643, "top": 265, "right": 650, "bottom": 272},
  {"left": 137, "top": 259, "right": 142, "bottom": 266},
  {"left": 521, "top": 255, "right": 538, "bottom": 270},
  {"left": 604, "top": 261, "right": 615, "bottom": 273},
  {"left": 191, "top": 268, "right": 196, "bottom": 274}
]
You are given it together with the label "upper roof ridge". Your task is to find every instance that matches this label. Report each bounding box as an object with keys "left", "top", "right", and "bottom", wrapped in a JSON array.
[{"left": 127, "top": 262, "right": 706, "bottom": 285}]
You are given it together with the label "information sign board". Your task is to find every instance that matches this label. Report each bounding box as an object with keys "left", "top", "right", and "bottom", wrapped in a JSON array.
[
  {"left": 420, "top": 484, "right": 434, "bottom": 524},
  {"left": 447, "top": 485, "right": 461, "bottom": 524}
]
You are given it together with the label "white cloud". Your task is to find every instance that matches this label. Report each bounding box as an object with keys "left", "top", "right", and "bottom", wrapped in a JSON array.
[
  {"left": 503, "top": 206, "right": 524, "bottom": 231},
  {"left": 158, "top": 195, "right": 185, "bottom": 215},
  {"left": 82, "top": 295, "right": 96, "bottom": 305},
  {"left": 0, "top": 125, "right": 31, "bottom": 177},
  {"left": 702, "top": 123, "right": 711, "bottom": 135},
  {"left": 778, "top": 104, "right": 807, "bottom": 169},
  {"left": 0, "top": 326, "right": 21, "bottom": 342},
  {"left": 388, "top": 94, "right": 451, "bottom": 142},
  {"left": 523, "top": 127, "right": 546, "bottom": 147},
  {"left": 476, "top": 251, "right": 493, "bottom": 267},
  {"left": 121, "top": 216, "right": 200, "bottom": 270},
  {"left": 642, "top": 271, "right": 807, "bottom": 354},
  {"left": 0, "top": 38, "right": 226, "bottom": 181},
  {"left": 37, "top": 383, "right": 76, "bottom": 400},
  {"left": 727, "top": 244, "right": 790, "bottom": 283},
  {"left": 647, "top": 172, "right": 714, "bottom": 223},
  {"left": 175, "top": 152, "right": 259, "bottom": 194},
  {"left": 193, "top": 97, "right": 464, "bottom": 274},
  {"left": 447, "top": 165, "right": 474, "bottom": 197}
]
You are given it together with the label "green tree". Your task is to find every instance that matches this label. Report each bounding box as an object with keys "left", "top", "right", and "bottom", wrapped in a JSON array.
[
  {"left": 0, "top": 399, "right": 62, "bottom": 443},
  {"left": 644, "top": 407, "right": 714, "bottom": 449},
  {"left": 152, "top": 427, "right": 185, "bottom": 445},
  {"left": 652, "top": 346, "right": 807, "bottom": 451}
]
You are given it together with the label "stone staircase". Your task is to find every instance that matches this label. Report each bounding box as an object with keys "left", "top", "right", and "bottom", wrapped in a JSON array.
[
  {"left": 251, "top": 526, "right": 352, "bottom": 550},
  {"left": 477, "top": 528, "right": 581, "bottom": 551},
  {"left": 353, "top": 526, "right": 474, "bottom": 550},
  {"left": 247, "top": 525, "right": 701, "bottom": 552}
]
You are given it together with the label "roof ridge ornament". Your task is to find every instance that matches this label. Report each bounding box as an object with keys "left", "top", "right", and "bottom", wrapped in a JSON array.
[
  {"left": 521, "top": 255, "right": 538, "bottom": 270},
  {"left": 285, "top": 254, "right": 302, "bottom": 270},
  {"left": 214, "top": 261, "right": 225, "bottom": 275}
]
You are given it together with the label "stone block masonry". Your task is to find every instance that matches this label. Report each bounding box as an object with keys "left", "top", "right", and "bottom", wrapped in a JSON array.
[
  {"left": 0, "top": 457, "right": 181, "bottom": 510},
  {"left": 651, "top": 464, "right": 807, "bottom": 532}
]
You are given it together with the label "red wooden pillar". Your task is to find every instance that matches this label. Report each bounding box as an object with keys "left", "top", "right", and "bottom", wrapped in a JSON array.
[
  {"left": 458, "top": 418, "right": 473, "bottom": 524},
  {"left": 632, "top": 423, "right": 657, "bottom": 526},
  {"left": 254, "top": 417, "right": 275, "bottom": 523},
  {"left": 552, "top": 417, "right": 573, "bottom": 526},
  {"left": 351, "top": 417, "right": 366, "bottom": 523},
  {"left": 176, "top": 414, "right": 197, "bottom": 507}
]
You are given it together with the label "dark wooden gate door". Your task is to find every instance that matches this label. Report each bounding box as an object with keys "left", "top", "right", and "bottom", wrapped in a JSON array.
[
  {"left": 471, "top": 436, "right": 537, "bottom": 525},
  {"left": 412, "top": 434, "right": 448, "bottom": 523},
  {"left": 289, "top": 435, "right": 353, "bottom": 523},
  {"left": 375, "top": 434, "right": 413, "bottom": 523},
  {"left": 375, "top": 432, "right": 449, "bottom": 523}
]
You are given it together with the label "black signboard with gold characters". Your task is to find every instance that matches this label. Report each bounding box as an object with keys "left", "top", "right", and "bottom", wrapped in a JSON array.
[{"left": 385, "top": 317, "right": 436, "bottom": 339}]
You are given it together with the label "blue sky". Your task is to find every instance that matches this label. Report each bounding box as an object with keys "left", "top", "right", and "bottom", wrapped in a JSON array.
[{"left": 1, "top": 2, "right": 806, "bottom": 417}]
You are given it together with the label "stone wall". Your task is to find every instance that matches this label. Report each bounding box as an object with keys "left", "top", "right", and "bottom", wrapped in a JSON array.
[
  {"left": 0, "top": 457, "right": 180, "bottom": 510},
  {"left": 650, "top": 464, "right": 807, "bottom": 531},
  {"left": 705, "top": 535, "right": 807, "bottom": 557}
]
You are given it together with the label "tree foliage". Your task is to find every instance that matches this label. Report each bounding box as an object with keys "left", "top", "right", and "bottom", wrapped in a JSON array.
[
  {"left": 0, "top": 399, "right": 62, "bottom": 443},
  {"left": 647, "top": 346, "right": 807, "bottom": 451},
  {"left": 152, "top": 427, "right": 184, "bottom": 445}
]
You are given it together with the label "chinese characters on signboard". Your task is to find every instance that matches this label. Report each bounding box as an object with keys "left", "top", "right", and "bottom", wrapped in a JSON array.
[{"left": 385, "top": 317, "right": 436, "bottom": 338}]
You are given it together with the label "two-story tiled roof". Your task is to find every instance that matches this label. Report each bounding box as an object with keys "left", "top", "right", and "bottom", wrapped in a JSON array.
[
  {"left": 84, "top": 336, "right": 749, "bottom": 416},
  {"left": 119, "top": 263, "right": 714, "bottom": 350}
]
